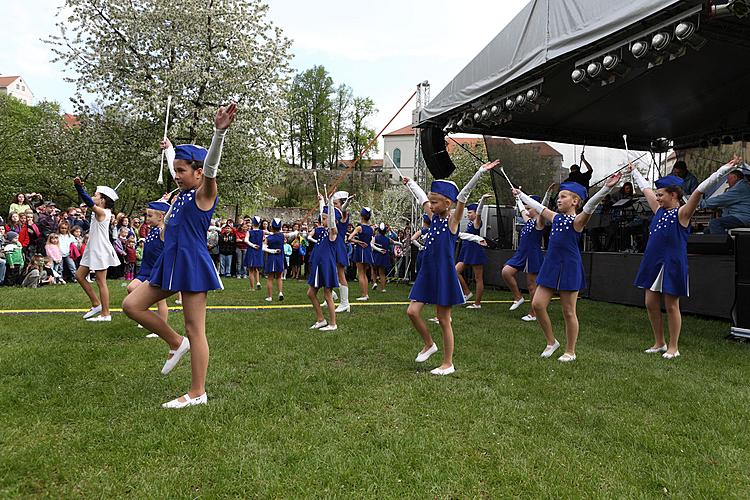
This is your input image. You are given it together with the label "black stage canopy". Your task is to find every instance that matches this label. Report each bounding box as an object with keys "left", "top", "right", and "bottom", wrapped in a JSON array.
[{"left": 418, "top": 0, "right": 750, "bottom": 150}]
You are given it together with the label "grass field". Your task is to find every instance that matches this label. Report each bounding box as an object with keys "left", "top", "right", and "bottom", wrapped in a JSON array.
[{"left": 1, "top": 278, "right": 749, "bottom": 498}]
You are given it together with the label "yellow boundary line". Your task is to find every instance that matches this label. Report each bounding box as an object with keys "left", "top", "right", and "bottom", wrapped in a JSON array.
[{"left": 0, "top": 298, "right": 559, "bottom": 315}]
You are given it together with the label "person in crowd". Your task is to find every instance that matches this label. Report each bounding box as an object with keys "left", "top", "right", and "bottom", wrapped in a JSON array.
[
  {"left": 207, "top": 224, "right": 220, "bottom": 270},
  {"left": 612, "top": 181, "right": 635, "bottom": 202},
  {"left": 218, "top": 224, "right": 236, "bottom": 277},
  {"left": 40, "top": 256, "right": 59, "bottom": 286},
  {"left": 125, "top": 236, "right": 137, "bottom": 281},
  {"left": 71, "top": 205, "right": 90, "bottom": 233},
  {"left": 123, "top": 103, "right": 237, "bottom": 409},
  {"left": 564, "top": 153, "right": 594, "bottom": 190},
  {"left": 5, "top": 212, "right": 22, "bottom": 234},
  {"left": 70, "top": 225, "right": 84, "bottom": 265},
  {"left": 73, "top": 177, "right": 121, "bottom": 322},
  {"left": 289, "top": 222, "right": 302, "bottom": 280},
  {"left": 55, "top": 222, "right": 78, "bottom": 282},
  {"left": 515, "top": 173, "right": 622, "bottom": 362},
  {"left": 0, "top": 226, "right": 6, "bottom": 284},
  {"left": 670, "top": 160, "right": 698, "bottom": 195},
  {"left": 699, "top": 168, "right": 750, "bottom": 234},
  {"left": 307, "top": 196, "right": 340, "bottom": 331},
  {"left": 234, "top": 221, "right": 249, "bottom": 279},
  {"left": 632, "top": 157, "right": 741, "bottom": 358},
  {"left": 3, "top": 231, "right": 23, "bottom": 285},
  {"left": 456, "top": 194, "right": 490, "bottom": 309},
  {"left": 347, "top": 207, "right": 374, "bottom": 301},
  {"left": 21, "top": 260, "right": 43, "bottom": 288},
  {"left": 22, "top": 210, "right": 41, "bottom": 261},
  {"left": 403, "top": 159, "right": 500, "bottom": 376},
  {"left": 113, "top": 227, "right": 130, "bottom": 279},
  {"left": 44, "top": 233, "right": 64, "bottom": 282},
  {"left": 9, "top": 193, "right": 31, "bottom": 217}
]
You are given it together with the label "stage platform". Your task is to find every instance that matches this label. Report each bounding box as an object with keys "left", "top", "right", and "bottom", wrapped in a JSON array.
[{"left": 483, "top": 250, "right": 735, "bottom": 320}]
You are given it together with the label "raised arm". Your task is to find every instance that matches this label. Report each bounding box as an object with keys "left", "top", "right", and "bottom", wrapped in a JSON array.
[
  {"left": 680, "top": 155, "right": 741, "bottom": 226},
  {"left": 160, "top": 138, "right": 176, "bottom": 180},
  {"left": 513, "top": 187, "right": 557, "bottom": 224},
  {"left": 402, "top": 176, "right": 431, "bottom": 217},
  {"left": 575, "top": 172, "right": 621, "bottom": 231},
  {"left": 73, "top": 177, "right": 106, "bottom": 220},
  {"left": 474, "top": 193, "right": 490, "bottom": 229},
  {"left": 630, "top": 163, "right": 659, "bottom": 213},
  {"left": 327, "top": 196, "right": 338, "bottom": 241},
  {"left": 580, "top": 153, "right": 592, "bottom": 173},
  {"left": 197, "top": 103, "right": 237, "bottom": 210},
  {"left": 451, "top": 159, "right": 500, "bottom": 233}
]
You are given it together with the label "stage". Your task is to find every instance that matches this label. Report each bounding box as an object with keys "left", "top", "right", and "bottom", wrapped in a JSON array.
[{"left": 483, "top": 250, "right": 735, "bottom": 320}]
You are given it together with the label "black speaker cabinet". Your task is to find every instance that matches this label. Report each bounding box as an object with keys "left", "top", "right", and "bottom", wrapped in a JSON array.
[
  {"left": 686, "top": 234, "right": 732, "bottom": 255},
  {"left": 419, "top": 126, "right": 456, "bottom": 179},
  {"left": 733, "top": 228, "right": 750, "bottom": 283},
  {"left": 730, "top": 229, "right": 750, "bottom": 336}
]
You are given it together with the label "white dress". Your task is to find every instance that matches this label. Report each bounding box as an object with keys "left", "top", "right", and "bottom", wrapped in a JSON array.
[{"left": 80, "top": 209, "right": 121, "bottom": 271}]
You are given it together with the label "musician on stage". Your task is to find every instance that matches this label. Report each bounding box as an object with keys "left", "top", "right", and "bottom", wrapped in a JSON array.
[
  {"left": 564, "top": 153, "right": 594, "bottom": 190},
  {"left": 699, "top": 169, "right": 750, "bottom": 234}
]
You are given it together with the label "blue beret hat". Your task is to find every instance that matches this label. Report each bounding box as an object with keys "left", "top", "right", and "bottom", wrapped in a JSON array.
[
  {"left": 560, "top": 181, "right": 588, "bottom": 201},
  {"left": 466, "top": 203, "right": 478, "bottom": 211},
  {"left": 360, "top": 207, "right": 372, "bottom": 217},
  {"left": 251, "top": 216, "right": 261, "bottom": 226},
  {"left": 430, "top": 180, "right": 459, "bottom": 202},
  {"left": 655, "top": 175, "right": 684, "bottom": 189},
  {"left": 271, "top": 218, "right": 282, "bottom": 230},
  {"left": 174, "top": 144, "right": 208, "bottom": 162},
  {"left": 147, "top": 200, "right": 171, "bottom": 212}
]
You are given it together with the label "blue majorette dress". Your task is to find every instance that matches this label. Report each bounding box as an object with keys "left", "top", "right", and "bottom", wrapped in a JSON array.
[
  {"left": 149, "top": 189, "right": 223, "bottom": 292},
  {"left": 415, "top": 228, "right": 427, "bottom": 274},
  {"left": 307, "top": 226, "right": 325, "bottom": 259},
  {"left": 307, "top": 227, "right": 339, "bottom": 289},
  {"left": 335, "top": 217, "right": 349, "bottom": 267},
  {"left": 372, "top": 233, "right": 391, "bottom": 268},
  {"left": 536, "top": 214, "right": 585, "bottom": 291},
  {"left": 243, "top": 229, "right": 264, "bottom": 269},
  {"left": 457, "top": 220, "right": 487, "bottom": 265},
  {"left": 409, "top": 214, "right": 465, "bottom": 306},
  {"left": 136, "top": 226, "right": 163, "bottom": 282},
  {"left": 634, "top": 207, "right": 690, "bottom": 296},
  {"left": 264, "top": 232, "right": 285, "bottom": 273},
  {"left": 506, "top": 219, "right": 544, "bottom": 274},
  {"left": 352, "top": 224, "right": 374, "bottom": 264}
]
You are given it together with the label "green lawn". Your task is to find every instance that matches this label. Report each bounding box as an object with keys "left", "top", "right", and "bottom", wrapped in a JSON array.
[{"left": 1, "top": 279, "right": 749, "bottom": 498}]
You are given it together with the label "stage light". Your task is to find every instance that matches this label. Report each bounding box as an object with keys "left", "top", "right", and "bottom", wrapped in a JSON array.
[
  {"left": 674, "top": 22, "right": 707, "bottom": 50},
  {"left": 631, "top": 40, "right": 664, "bottom": 68},
  {"left": 473, "top": 112, "right": 481, "bottom": 122},
  {"left": 602, "top": 53, "right": 629, "bottom": 78},
  {"left": 722, "top": 135, "right": 735, "bottom": 144},
  {"left": 504, "top": 97, "right": 516, "bottom": 111},
  {"left": 650, "top": 137, "right": 673, "bottom": 152},
  {"left": 571, "top": 68, "right": 592, "bottom": 90},
  {"left": 457, "top": 112, "right": 474, "bottom": 129},
  {"left": 728, "top": 0, "right": 750, "bottom": 18},
  {"left": 525, "top": 88, "right": 550, "bottom": 105},
  {"left": 651, "top": 31, "right": 686, "bottom": 59},
  {"left": 587, "top": 61, "right": 603, "bottom": 79},
  {"left": 442, "top": 118, "right": 456, "bottom": 132},
  {"left": 490, "top": 104, "right": 501, "bottom": 116},
  {"left": 515, "top": 93, "right": 527, "bottom": 108},
  {"left": 480, "top": 109, "right": 489, "bottom": 121}
]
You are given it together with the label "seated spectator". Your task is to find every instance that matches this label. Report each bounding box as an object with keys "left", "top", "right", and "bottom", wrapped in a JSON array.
[
  {"left": 40, "top": 256, "right": 60, "bottom": 286},
  {"left": 21, "top": 261, "right": 43, "bottom": 288},
  {"left": 0, "top": 226, "right": 6, "bottom": 284},
  {"left": 699, "top": 169, "right": 750, "bottom": 234},
  {"left": 671, "top": 160, "right": 698, "bottom": 195}
]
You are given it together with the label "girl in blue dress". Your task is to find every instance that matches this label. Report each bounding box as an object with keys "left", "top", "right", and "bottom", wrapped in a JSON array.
[
  {"left": 515, "top": 173, "right": 620, "bottom": 362},
  {"left": 243, "top": 216, "right": 264, "bottom": 291},
  {"left": 402, "top": 159, "right": 499, "bottom": 375},
  {"left": 410, "top": 214, "right": 430, "bottom": 275},
  {"left": 371, "top": 222, "right": 401, "bottom": 292},
  {"left": 630, "top": 158, "right": 740, "bottom": 359},
  {"left": 348, "top": 207, "right": 374, "bottom": 301},
  {"left": 126, "top": 199, "right": 169, "bottom": 337},
  {"left": 331, "top": 191, "right": 353, "bottom": 312},
  {"left": 307, "top": 195, "right": 340, "bottom": 331},
  {"left": 123, "top": 103, "right": 237, "bottom": 409},
  {"left": 502, "top": 191, "right": 548, "bottom": 321},
  {"left": 456, "top": 194, "right": 490, "bottom": 309},
  {"left": 264, "top": 218, "right": 287, "bottom": 302}
]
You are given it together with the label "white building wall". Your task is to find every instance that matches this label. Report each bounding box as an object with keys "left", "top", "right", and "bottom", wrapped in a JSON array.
[
  {"left": 383, "top": 135, "right": 415, "bottom": 183},
  {"left": 1, "top": 77, "right": 34, "bottom": 105}
]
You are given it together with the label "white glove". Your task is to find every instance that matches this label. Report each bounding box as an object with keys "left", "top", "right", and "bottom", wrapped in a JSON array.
[
  {"left": 582, "top": 185, "right": 613, "bottom": 214},
  {"left": 406, "top": 179, "right": 428, "bottom": 206},
  {"left": 632, "top": 169, "right": 650, "bottom": 192},
  {"left": 459, "top": 232, "right": 486, "bottom": 245},
  {"left": 696, "top": 161, "right": 737, "bottom": 194},
  {"left": 517, "top": 190, "right": 545, "bottom": 214},
  {"left": 457, "top": 167, "right": 487, "bottom": 204},
  {"left": 203, "top": 128, "right": 228, "bottom": 178}
]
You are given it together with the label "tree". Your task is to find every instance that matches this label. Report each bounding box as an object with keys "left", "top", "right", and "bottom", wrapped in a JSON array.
[
  {"left": 287, "top": 66, "right": 335, "bottom": 170},
  {"left": 330, "top": 84, "right": 352, "bottom": 169},
  {"left": 346, "top": 97, "right": 377, "bottom": 168},
  {"left": 46, "top": 0, "right": 292, "bottom": 201}
]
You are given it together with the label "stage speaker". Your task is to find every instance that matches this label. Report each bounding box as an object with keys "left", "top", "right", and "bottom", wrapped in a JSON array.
[
  {"left": 732, "top": 228, "right": 750, "bottom": 282},
  {"left": 733, "top": 284, "right": 750, "bottom": 329},
  {"left": 419, "top": 126, "right": 455, "bottom": 179},
  {"left": 686, "top": 234, "right": 732, "bottom": 255}
]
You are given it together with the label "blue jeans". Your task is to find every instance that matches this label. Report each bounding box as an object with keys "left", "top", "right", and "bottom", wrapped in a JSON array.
[
  {"left": 708, "top": 215, "right": 745, "bottom": 234},
  {"left": 235, "top": 248, "right": 247, "bottom": 277},
  {"left": 220, "top": 254, "right": 233, "bottom": 276},
  {"left": 0, "top": 258, "right": 5, "bottom": 284},
  {"left": 62, "top": 256, "right": 77, "bottom": 280}
]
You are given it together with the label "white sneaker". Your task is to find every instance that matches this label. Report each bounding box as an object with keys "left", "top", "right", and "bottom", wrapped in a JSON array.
[
  {"left": 161, "top": 393, "right": 207, "bottom": 409},
  {"left": 256, "top": 283, "right": 262, "bottom": 290},
  {"left": 415, "top": 343, "right": 438, "bottom": 363},
  {"left": 430, "top": 365, "right": 455, "bottom": 375},
  {"left": 372, "top": 283, "right": 378, "bottom": 290},
  {"left": 521, "top": 314, "right": 536, "bottom": 322},
  {"left": 332, "top": 291, "right": 339, "bottom": 300},
  {"left": 335, "top": 304, "right": 350, "bottom": 313},
  {"left": 86, "top": 315, "right": 111, "bottom": 322},
  {"left": 509, "top": 298, "right": 525, "bottom": 311},
  {"left": 264, "top": 297, "right": 273, "bottom": 302},
  {"left": 558, "top": 353, "right": 577, "bottom": 362},
  {"left": 146, "top": 333, "right": 160, "bottom": 338},
  {"left": 320, "top": 324, "right": 338, "bottom": 331},
  {"left": 540, "top": 340, "right": 560, "bottom": 358},
  {"left": 463, "top": 292, "right": 473, "bottom": 303},
  {"left": 161, "top": 336, "right": 190, "bottom": 375},
  {"left": 427, "top": 317, "right": 440, "bottom": 324},
  {"left": 175, "top": 299, "right": 182, "bottom": 305},
  {"left": 278, "top": 293, "right": 284, "bottom": 302},
  {"left": 310, "top": 320, "right": 328, "bottom": 329},
  {"left": 356, "top": 296, "right": 369, "bottom": 301},
  {"left": 83, "top": 305, "right": 102, "bottom": 319},
  {"left": 662, "top": 351, "right": 680, "bottom": 359},
  {"left": 137, "top": 324, "right": 144, "bottom": 329},
  {"left": 644, "top": 345, "right": 667, "bottom": 354},
  {"left": 466, "top": 303, "right": 481, "bottom": 309}
]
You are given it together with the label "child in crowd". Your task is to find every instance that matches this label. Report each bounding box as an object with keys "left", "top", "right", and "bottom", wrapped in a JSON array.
[
  {"left": 44, "top": 233, "right": 64, "bottom": 283},
  {"left": 514, "top": 173, "right": 621, "bottom": 362},
  {"left": 631, "top": 157, "right": 740, "bottom": 358},
  {"left": 3, "top": 231, "right": 23, "bottom": 286},
  {"left": 306, "top": 195, "right": 340, "bottom": 331},
  {"left": 40, "top": 256, "right": 59, "bottom": 286},
  {"left": 125, "top": 236, "right": 137, "bottom": 281},
  {"left": 73, "top": 177, "right": 121, "bottom": 322},
  {"left": 0, "top": 226, "right": 6, "bottom": 284},
  {"left": 347, "top": 207, "right": 374, "bottom": 301},
  {"left": 57, "top": 222, "right": 78, "bottom": 281},
  {"left": 123, "top": 103, "right": 237, "bottom": 409},
  {"left": 403, "top": 158, "right": 500, "bottom": 375}
]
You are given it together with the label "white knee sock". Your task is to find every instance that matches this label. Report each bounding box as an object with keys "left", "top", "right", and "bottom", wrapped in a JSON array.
[{"left": 340, "top": 285, "right": 349, "bottom": 306}]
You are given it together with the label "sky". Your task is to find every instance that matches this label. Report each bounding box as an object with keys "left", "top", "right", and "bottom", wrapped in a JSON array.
[{"left": 0, "top": 0, "right": 635, "bottom": 182}]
